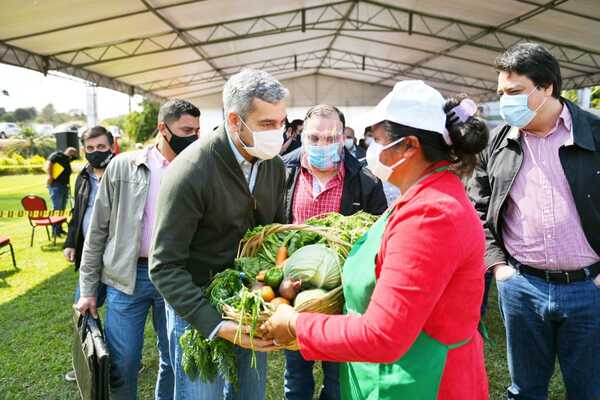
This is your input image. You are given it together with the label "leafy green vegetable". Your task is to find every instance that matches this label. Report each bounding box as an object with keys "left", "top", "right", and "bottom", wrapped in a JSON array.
[
  {"left": 283, "top": 244, "right": 341, "bottom": 290},
  {"left": 306, "top": 211, "right": 378, "bottom": 245},
  {"left": 234, "top": 256, "right": 270, "bottom": 280},
  {"left": 205, "top": 269, "right": 244, "bottom": 311},
  {"left": 231, "top": 287, "right": 267, "bottom": 369},
  {"left": 179, "top": 268, "right": 245, "bottom": 386},
  {"left": 180, "top": 329, "right": 238, "bottom": 386}
]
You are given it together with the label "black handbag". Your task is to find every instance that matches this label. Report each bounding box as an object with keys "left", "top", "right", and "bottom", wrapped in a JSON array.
[{"left": 71, "top": 308, "right": 110, "bottom": 400}]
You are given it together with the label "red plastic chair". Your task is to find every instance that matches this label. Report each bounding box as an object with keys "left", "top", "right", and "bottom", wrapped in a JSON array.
[
  {"left": 21, "top": 195, "right": 68, "bottom": 247},
  {"left": 0, "top": 236, "right": 16, "bottom": 269}
]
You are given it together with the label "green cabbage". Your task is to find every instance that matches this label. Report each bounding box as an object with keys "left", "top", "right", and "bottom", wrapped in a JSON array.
[
  {"left": 283, "top": 244, "right": 341, "bottom": 290},
  {"left": 294, "top": 288, "right": 329, "bottom": 308}
]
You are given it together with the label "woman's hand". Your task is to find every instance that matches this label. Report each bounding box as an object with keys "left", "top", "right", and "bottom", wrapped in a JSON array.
[{"left": 261, "top": 304, "right": 299, "bottom": 345}]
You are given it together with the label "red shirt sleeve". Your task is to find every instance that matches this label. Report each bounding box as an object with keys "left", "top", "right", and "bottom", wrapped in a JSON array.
[{"left": 296, "top": 199, "right": 465, "bottom": 363}]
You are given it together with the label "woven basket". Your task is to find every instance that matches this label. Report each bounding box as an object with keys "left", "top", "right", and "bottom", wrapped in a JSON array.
[
  {"left": 237, "top": 223, "right": 351, "bottom": 260},
  {"left": 228, "top": 224, "right": 352, "bottom": 350}
]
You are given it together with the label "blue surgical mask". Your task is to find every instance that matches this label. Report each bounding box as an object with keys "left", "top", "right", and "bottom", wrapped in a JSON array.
[
  {"left": 499, "top": 87, "right": 547, "bottom": 128},
  {"left": 306, "top": 143, "right": 341, "bottom": 170}
]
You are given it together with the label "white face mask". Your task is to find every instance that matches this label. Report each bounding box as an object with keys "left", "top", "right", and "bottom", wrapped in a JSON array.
[
  {"left": 240, "top": 119, "right": 284, "bottom": 160},
  {"left": 366, "top": 138, "right": 406, "bottom": 182},
  {"left": 365, "top": 137, "right": 374, "bottom": 146},
  {"left": 344, "top": 138, "right": 354, "bottom": 150}
]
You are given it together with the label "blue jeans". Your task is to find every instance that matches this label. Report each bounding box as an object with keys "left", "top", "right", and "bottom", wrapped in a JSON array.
[
  {"left": 165, "top": 303, "right": 267, "bottom": 400},
  {"left": 480, "top": 269, "right": 493, "bottom": 318},
  {"left": 105, "top": 263, "right": 174, "bottom": 400},
  {"left": 48, "top": 182, "right": 68, "bottom": 234},
  {"left": 497, "top": 267, "right": 600, "bottom": 400},
  {"left": 284, "top": 350, "right": 340, "bottom": 400}
]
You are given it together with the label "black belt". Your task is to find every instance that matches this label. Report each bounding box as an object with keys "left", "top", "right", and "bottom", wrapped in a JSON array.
[
  {"left": 138, "top": 257, "right": 148, "bottom": 264},
  {"left": 508, "top": 256, "right": 600, "bottom": 284}
]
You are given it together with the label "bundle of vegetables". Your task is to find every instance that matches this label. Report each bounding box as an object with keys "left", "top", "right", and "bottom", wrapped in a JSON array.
[
  {"left": 305, "top": 211, "right": 378, "bottom": 246},
  {"left": 179, "top": 269, "right": 269, "bottom": 387},
  {"left": 229, "top": 213, "right": 379, "bottom": 343},
  {"left": 179, "top": 212, "right": 378, "bottom": 382}
]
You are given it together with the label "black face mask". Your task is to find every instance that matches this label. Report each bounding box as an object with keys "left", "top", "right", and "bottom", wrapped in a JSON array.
[
  {"left": 165, "top": 124, "right": 197, "bottom": 155},
  {"left": 85, "top": 150, "right": 114, "bottom": 169}
]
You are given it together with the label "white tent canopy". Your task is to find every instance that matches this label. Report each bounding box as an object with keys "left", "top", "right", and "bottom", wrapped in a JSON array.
[{"left": 1, "top": 0, "right": 599, "bottom": 108}]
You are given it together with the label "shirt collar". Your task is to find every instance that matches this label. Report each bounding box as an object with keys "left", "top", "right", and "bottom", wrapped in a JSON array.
[
  {"left": 226, "top": 125, "right": 260, "bottom": 167},
  {"left": 515, "top": 103, "right": 573, "bottom": 143},
  {"left": 149, "top": 145, "right": 170, "bottom": 167}
]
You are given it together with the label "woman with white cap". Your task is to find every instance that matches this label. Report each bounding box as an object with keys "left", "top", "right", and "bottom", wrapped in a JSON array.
[{"left": 262, "top": 80, "right": 490, "bottom": 399}]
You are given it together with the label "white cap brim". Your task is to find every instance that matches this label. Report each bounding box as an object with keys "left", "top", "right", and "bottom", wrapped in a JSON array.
[{"left": 361, "top": 108, "right": 386, "bottom": 129}]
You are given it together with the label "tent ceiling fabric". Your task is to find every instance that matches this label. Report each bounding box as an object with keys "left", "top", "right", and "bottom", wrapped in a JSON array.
[{"left": 1, "top": 0, "right": 599, "bottom": 105}]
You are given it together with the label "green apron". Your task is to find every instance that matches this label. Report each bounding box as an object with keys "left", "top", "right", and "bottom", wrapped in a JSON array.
[{"left": 340, "top": 196, "right": 471, "bottom": 399}]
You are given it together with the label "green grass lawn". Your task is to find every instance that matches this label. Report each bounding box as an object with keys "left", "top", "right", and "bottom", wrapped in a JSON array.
[{"left": 0, "top": 173, "right": 566, "bottom": 399}]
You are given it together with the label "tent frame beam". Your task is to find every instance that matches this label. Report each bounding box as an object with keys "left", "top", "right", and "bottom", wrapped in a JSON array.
[
  {"left": 374, "top": 0, "right": 570, "bottom": 84},
  {"left": 145, "top": 48, "right": 498, "bottom": 93},
  {"left": 0, "top": 40, "right": 163, "bottom": 101},
  {"left": 139, "top": 0, "right": 227, "bottom": 81},
  {"left": 38, "top": 0, "right": 600, "bottom": 74},
  {"left": 2, "top": 0, "right": 599, "bottom": 103}
]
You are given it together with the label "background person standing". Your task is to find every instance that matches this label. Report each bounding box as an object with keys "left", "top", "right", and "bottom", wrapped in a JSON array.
[
  {"left": 46, "top": 146, "right": 77, "bottom": 236},
  {"left": 470, "top": 43, "right": 600, "bottom": 400},
  {"left": 76, "top": 99, "right": 201, "bottom": 400},
  {"left": 282, "top": 104, "right": 386, "bottom": 400}
]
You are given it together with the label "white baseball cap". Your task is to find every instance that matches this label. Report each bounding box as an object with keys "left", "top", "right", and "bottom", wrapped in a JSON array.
[{"left": 363, "top": 80, "right": 451, "bottom": 144}]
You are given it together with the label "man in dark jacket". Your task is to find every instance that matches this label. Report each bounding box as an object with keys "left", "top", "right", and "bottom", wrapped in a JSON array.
[
  {"left": 282, "top": 104, "right": 387, "bottom": 400},
  {"left": 150, "top": 69, "right": 288, "bottom": 400},
  {"left": 469, "top": 43, "right": 600, "bottom": 400},
  {"left": 63, "top": 125, "right": 114, "bottom": 381},
  {"left": 343, "top": 126, "right": 366, "bottom": 161}
]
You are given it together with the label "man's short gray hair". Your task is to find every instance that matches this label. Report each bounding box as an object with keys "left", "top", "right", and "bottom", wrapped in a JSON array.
[{"left": 222, "top": 69, "right": 289, "bottom": 120}]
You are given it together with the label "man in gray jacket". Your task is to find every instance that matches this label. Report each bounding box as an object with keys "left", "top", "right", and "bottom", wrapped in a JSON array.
[
  {"left": 76, "top": 100, "right": 201, "bottom": 400},
  {"left": 150, "top": 69, "right": 287, "bottom": 399}
]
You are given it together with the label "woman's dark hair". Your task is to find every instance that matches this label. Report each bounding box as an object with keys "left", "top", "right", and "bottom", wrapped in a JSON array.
[
  {"left": 289, "top": 118, "right": 304, "bottom": 133},
  {"left": 380, "top": 94, "right": 489, "bottom": 177},
  {"left": 81, "top": 125, "right": 114, "bottom": 146},
  {"left": 495, "top": 43, "right": 562, "bottom": 98}
]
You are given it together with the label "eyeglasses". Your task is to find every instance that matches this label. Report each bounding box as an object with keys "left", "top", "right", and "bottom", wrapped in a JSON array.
[{"left": 304, "top": 132, "right": 342, "bottom": 145}]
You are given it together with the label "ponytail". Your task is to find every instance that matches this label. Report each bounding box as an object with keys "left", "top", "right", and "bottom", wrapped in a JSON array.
[
  {"left": 444, "top": 95, "right": 489, "bottom": 177},
  {"left": 379, "top": 94, "right": 489, "bottom": 178}
]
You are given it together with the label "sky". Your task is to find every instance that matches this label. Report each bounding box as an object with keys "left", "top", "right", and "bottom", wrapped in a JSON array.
[{"left": 0, "top": 63, "right": 142, "bottom": 120}]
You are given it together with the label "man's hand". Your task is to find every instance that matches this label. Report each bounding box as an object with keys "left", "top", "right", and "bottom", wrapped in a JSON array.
[
  {"left": 494, "top": 263, "right": 516, "bottom": 282},
  {"left": 217, "top": 321, "right": 279, "bottom": 352},
  {"left": 76, "top": 296, "right": 98, "bottom": 318},
  {"left": 63, "top": 247, "right": 75, "bottom": 262}
]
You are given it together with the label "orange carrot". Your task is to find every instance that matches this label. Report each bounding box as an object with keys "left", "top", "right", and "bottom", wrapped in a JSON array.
[{"left": 275, "top": 246, "right": 288, "bottom": 267}]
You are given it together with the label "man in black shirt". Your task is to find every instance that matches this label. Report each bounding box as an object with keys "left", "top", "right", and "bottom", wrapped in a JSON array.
[{"left": 46, "top": 146, "right": 78, "bottom": 235}]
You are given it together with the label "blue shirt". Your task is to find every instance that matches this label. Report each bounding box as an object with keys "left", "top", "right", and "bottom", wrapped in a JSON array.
[{"left": 226, "top": 127, "right": 262, "bottom": 193}]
